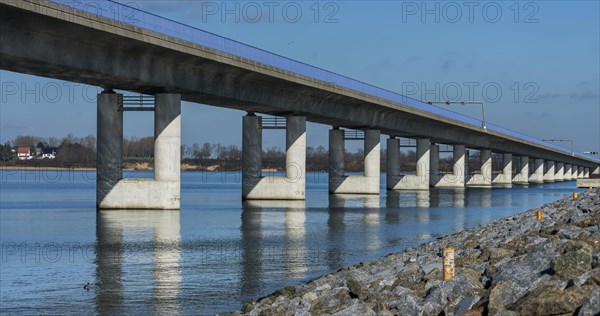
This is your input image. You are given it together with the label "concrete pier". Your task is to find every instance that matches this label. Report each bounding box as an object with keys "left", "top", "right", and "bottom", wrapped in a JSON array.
[
  {"left": 564, "top": 164, "right": 573, "bottom": 181},
  {"left": 429, "top": 144, "right": 465, "bottom": 188},
  {"left": 242, "top": 115, "right": 306, "bottom": 200},
  {"left": 330, "top": 129, "right": 380, "bottom": 194},
  {"left": 555, "top": 162, "right": 564, "bottom": 181},
  {"left": 97, "top": 92, "right": 181, "bottom": 209},
  {"left": 584, "top": 168, "right": 590, "bottom": 179},
  {"left": 466, "top": 149, "right": 492, "bottom": 188},
  {"left": 493, "top": 153, "right": 513, "bottom": 186},
  {"left": 529, "top": 159, "right": 545, "bottom": 184},
  {"left": 387, "top": 138, "right": 430, "bottom": 190},
  {"left": 544, "top": 161, "right": 555, "bottom": 182},
  {"left": 578, "top": 166, "right": 584, "bottom": 179},
  {"left": 513, "top": 156, "right": 529, "bottom": 185}
]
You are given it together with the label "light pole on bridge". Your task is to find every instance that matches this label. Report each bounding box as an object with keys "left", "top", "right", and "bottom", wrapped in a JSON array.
[
  {"left": 543, "top": 139, "right": 575, "bottom": 156},
  {"left": 427, "top": 100, "right": 487, "bottom": 130}
]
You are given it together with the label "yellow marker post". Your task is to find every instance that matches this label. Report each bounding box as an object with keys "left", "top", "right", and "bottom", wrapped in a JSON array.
[
  {"left": 443, "top": 248, "right": 455, "bottom": 280},
  {"left": 573, "top": 192, "right": 579, "bottom": 200},
  {"left": 537, "top": 210, "right": 542, "bottom": 221}
]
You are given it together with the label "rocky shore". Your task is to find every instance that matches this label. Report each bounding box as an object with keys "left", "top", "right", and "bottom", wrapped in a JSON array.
[{"left": 225, "top": 189, "right": 600, "bottom": 315}]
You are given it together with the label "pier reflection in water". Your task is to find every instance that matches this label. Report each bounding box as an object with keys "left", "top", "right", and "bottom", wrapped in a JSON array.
[
  {"left": 241, "top": 200, "right": 308, "bottom": 288},
  {"left": 96, "top": 211, "right": 181, "bottom": 315}
]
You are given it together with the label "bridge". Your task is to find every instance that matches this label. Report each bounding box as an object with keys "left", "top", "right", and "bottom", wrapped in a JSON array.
[{"left": 1, "top": 0, "right": 598, "bottom": 209}]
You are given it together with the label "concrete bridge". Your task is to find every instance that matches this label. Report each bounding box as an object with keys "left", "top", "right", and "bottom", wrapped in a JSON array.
[{"left": 1, "top": 0, "right": 598, "bottom": 209}]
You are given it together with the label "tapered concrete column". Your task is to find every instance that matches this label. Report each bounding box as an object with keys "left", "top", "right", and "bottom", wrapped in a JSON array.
[
  {"left": 330, "top": 129, "right": 380, "bottom": 194},
  {"left": 555, "top": 163, "right": 564, "bottom": 181},
  {"left": 429, "top": 145, "right": 439, "bottom": 187},
  {"left": 513, "top": 156, "right": 529, "bottom": 185},
  {"left": 564, "top": 164, "right": 572, "bottom": 181},
  {"left": 154, "top": 94, "right": 181, "bottom": 183},
  {"left": 242, "top": 115, "right": 262, "bottom": 197},
  {"left": 364, "top": 130, "right": 381, "bottom": 178},
  {"left": 97, "top": 91, "right": 123, "bottom": 207},
  {"left": 578, "top": 167, "right": 584, "bottom": 179},
  {"left": 584, "top": 168, "right": 590, "bottom": 178},
  {"left": 593, "top": 166, "right": 600, "bottom": 176},
  {"left": 98, "top": 93, "right": 181, "bottom": 209},
  {"left": 386, "top": 137, "right": 400, "bottom": 189},
  {"left": 529, "top": 159, "right": 544, "bottom": 184},
  {"left": 544, "top": 161, "right": 555, "bottom": 182},
  {"left": 286, "top": 116, "right": 307, "bottom": 184},
  {"left": 493, "top": 153, "right": 512, "bottom": 186},
  {"left": 243, "top": 115, "right": 306, "bottom": 200},
  {"left": 467, "top": 149, "right": 492, "bottom": 187},
  {"left": 416, "top": 139, "right": 430, "bottom": 182},
  {"left": 450, "top": 145, "right": 466, "bottom": 187},
  {"left": 388, "top": 138, "right": 430, "bottom": 190},
  {"left": 432, "top": 144, "right": 466, "bottom": 188}
]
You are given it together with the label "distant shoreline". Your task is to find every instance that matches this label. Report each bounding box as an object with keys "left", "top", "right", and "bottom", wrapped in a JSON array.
[
  {"left": 0, "top": 166, "right": 284, "bottom": 172},
  {"left": 0, "top": 166, "right": 95, "bottom": 171}
]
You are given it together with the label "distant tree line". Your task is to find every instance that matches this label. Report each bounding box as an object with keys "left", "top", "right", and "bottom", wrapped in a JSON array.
[{"left": 4, "top": 134, "right": 495, "bottom": 172}]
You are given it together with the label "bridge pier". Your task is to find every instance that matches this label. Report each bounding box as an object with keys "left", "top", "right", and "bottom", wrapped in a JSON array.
[
  {"left": 466, "top": 149, "right": 492, "bottom": 188},
  {"left": 544, "top": 161, "right": 555, "bottom": 182},
  {"left": 97, "top": 91, "right": 181, "bottom": 210},
  {"left": 242, "top": 114, "right": 306, "bottom": 200},
  {"left": 329, "top": 129, "right": 380, "bottom": 194},
  {"left": 387, "top": 138, "right": 430, "bottom": 190},
  {"left": 584, "top": 168, "right": 590, "bottom": 179},
  {"left": 492, "top": 153, "right": 513, "bottom": 186},
  {"left": 529, "top": 159, "right": 545, "bottom": 184},
  {"left": 555, "top": 163, "right": 564, "bottom": 181},
  {"left": 572, "top": 165, "right": 578, "bottom": 180},
  {"left": 429, "top": 144, "right": 465, "bottom": 188},
  {"left": 513, "top": 156, "right": 529, "bottom": 185},
  {"left": 577, "top": 166, "right": 584, "bottom": 179},
  {"left": 564, "top": 164, "right": 573, "bottom": 181}
]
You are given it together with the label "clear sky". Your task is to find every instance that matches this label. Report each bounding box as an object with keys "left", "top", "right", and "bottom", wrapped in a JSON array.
[{"left": 1, "top": 0, "right": 598, "bottom": 153}]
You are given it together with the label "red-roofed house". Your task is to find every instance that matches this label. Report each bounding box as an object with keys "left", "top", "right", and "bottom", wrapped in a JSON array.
[{"left": 17, "top": 147, "right": 31, "bottom": 160}]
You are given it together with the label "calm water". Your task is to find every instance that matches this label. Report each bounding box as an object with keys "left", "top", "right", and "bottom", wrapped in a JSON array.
[{"left": 0, "top": 170, "right": 583, "bottom": 315}]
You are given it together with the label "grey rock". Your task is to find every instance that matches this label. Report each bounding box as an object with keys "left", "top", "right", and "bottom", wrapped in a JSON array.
[
  {"left": 453, "top": 296, "right": 480, "bottom": 316},
  {"left": 577, "top": 288, "right": 600, "bottom": 316},
  {"left": 509, "top": 284, "right": 593, "bottom": 315},
  {"left": 330, "top": 299, "right": 375, "bottom": 316},
  {"left": 571, "top": 268, "right": 600, "bottom": 287},
  {"left": 551, "top": 241, "right": 593, "bottom": 280},
  {"left": 423, "top": 275, "right": 482, "bottom": 313},
  {"left": 387, "top": 294, "right": 423, "bottom": 315}
]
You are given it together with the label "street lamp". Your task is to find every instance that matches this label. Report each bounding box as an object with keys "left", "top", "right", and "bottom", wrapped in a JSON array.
[
  {"left": 543, "top": 139, "right": 574, "bottom": 156},
  {"left": 427, "top": 101, "right": 486, "bottom": 129}
]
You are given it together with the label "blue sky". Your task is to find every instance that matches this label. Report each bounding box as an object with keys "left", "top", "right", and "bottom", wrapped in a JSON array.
[{"left": 0, "top": 0, "right": 598, "bottom": 153}]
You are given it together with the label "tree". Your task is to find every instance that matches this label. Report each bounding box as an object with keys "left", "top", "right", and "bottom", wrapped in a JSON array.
[
  {"left": 191, "top": 143, "right": 201, "bottom": 159},
  {"left": 199, "top": 142, "right": 212, "bottom": 159},
  {"left": 36, "top": 142, "right": 45, "bottom": 149},
  {"left": 0, "top": 142, "right": 13, "bottom": 161}
]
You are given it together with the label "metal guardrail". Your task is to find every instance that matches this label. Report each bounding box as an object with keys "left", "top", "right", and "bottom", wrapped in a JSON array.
[
  {"left": 45, "top": 0, "right": 600, "bottom": 164},
  {"left": 119, "top": 94, "right": 155, "bottom": 112},
  {"left": 260, "top": 117, "right": 286, "bottom": 130},
  {"left": 343, "top": 130, "right": 365, "bottom": 140}
]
